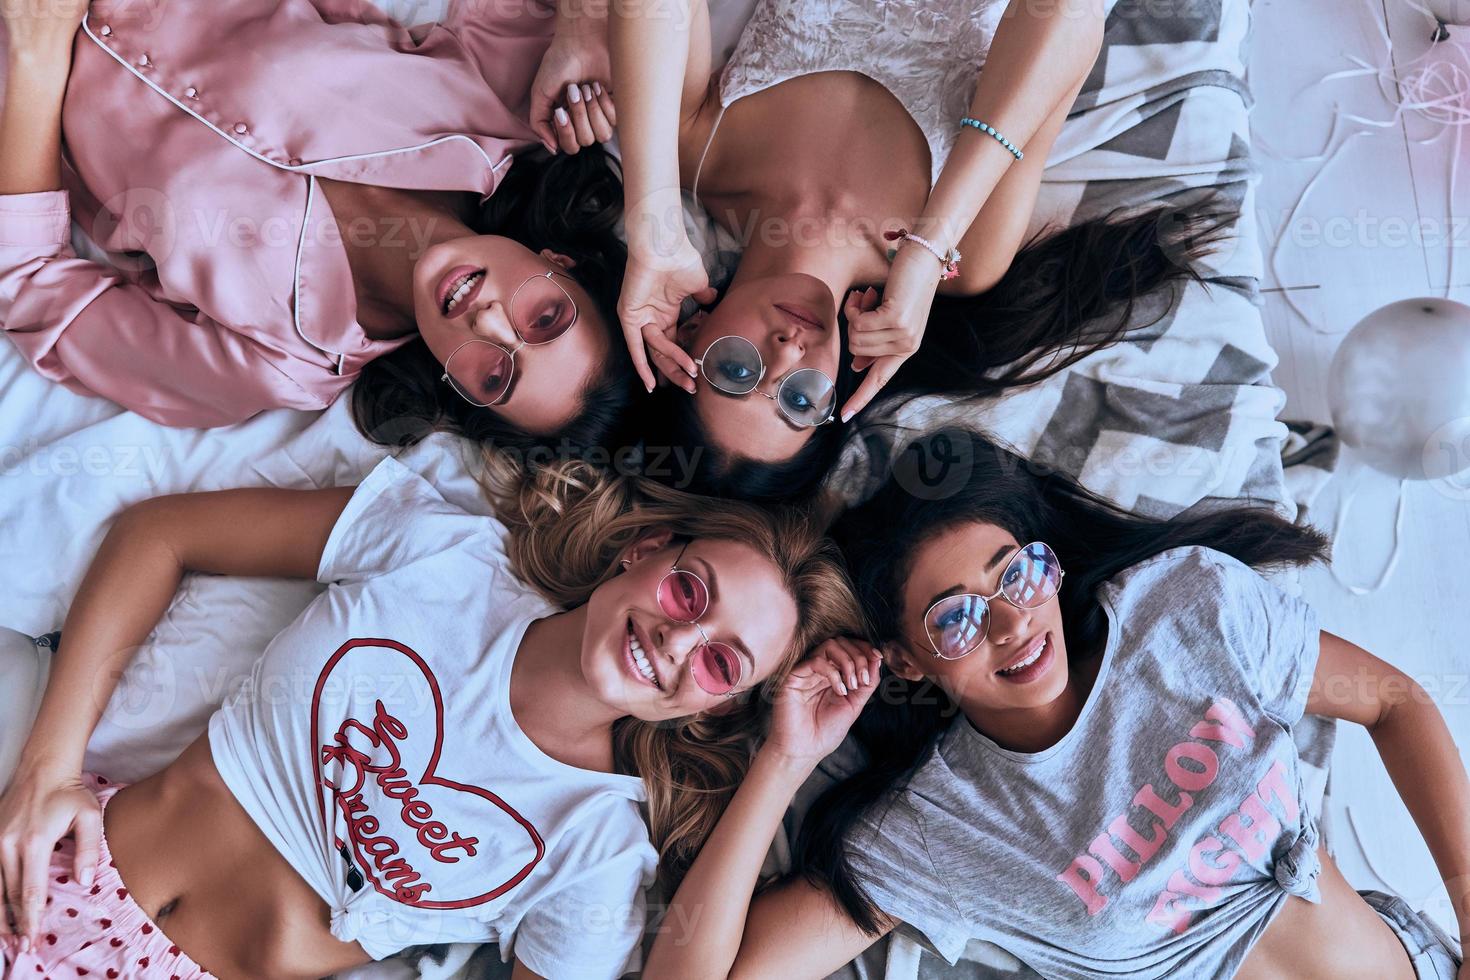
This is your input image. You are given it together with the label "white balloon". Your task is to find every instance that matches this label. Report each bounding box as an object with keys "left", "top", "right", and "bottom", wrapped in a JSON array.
[
  {"left": 1425, "top": 0, "right": 1470, "bottom": 25},
  {"left": 1327, "top": 298, "right": 1470, "bottom": 481}
]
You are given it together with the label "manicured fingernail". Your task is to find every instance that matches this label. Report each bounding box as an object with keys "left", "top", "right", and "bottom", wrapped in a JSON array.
[
  {"left": 555, "top": 107, "right": 569, "bottom": 126},
  {"left": 863, "top": 669, "right": 871, "bottom": 685},
  {"left": 582, "top": 84, "right": 594, "bottom": 103},
  {"left": 841, "top": 410, "right": 855, "bottom": 423},
  {"left": 837, "top": 682, "right": 848, "bottom": 696},
  {"left": 567, "top": 83, "right": 582, "bottom": 103},
  {"left": 594, "top": 81, "right": 603, "bottom": 95},
  {"left": 79, "top": 867, "right": 93, "bottom": 887}
]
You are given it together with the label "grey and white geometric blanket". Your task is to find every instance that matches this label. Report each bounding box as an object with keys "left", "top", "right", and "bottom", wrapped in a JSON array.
[{"left": 826, "top": 0, "right": 1303, "bottom": 526}]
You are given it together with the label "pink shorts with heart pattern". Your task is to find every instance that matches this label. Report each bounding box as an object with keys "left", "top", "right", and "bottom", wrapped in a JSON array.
[{"left": 0, "top": 773, "right": 214, "bottom": 980}]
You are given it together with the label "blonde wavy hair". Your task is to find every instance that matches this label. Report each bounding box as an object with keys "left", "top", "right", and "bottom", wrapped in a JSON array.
[{"left": 481, "top": 451, "right": 863, "bottom": 889}]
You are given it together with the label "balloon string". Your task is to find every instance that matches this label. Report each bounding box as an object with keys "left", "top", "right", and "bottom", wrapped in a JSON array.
[
  {"left": 1260, "top": 3, "right": 1470, "bottom": 330},
  {"left": 1448, "top": 124, "right": 1460, "bottom": 295},
  {"left": 1266, "top": 128, "right": 1370, "bottom": 332},
  {"left": 1328, "top": 472, "right": 1409, "bottom": 595}
]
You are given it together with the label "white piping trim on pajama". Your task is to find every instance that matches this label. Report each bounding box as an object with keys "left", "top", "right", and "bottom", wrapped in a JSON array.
[
  {"left": 79, "top": 13, "right": 518, "bottom": 361},
  {"left": 80, "top": 16, "right": 512, "bottom": 178}
]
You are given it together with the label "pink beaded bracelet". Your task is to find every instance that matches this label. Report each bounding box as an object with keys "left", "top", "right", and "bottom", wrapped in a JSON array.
[{"left": 884, "top": 228, "right": 961, "bottom": 280}]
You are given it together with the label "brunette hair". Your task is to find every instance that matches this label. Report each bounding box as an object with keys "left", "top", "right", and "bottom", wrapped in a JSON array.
[
  {"left": 793, "top": 428, "right": 1328, "bottom": 933},
  {"left": 351, "top": 146, "right": 640, "bottom": 459}
]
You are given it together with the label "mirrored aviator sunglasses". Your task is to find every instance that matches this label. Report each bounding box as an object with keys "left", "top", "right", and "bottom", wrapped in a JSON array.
[
  {"left": 696, "top": 335, "right": 837, "bottom": 428},
  {"left": 923, "top": 542, "right": 1065, "bottom": 660},
  {"left": 655, "top": 564, "right": 745, "bottom": 697}
]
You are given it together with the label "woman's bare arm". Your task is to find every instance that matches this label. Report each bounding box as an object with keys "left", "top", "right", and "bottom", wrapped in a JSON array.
[
  {"left": 920, "top": 0, "right": 1106, "bottom": 280},
  {"left": 0, "top": 3, "right": 87, "bottom": 194},
  {"left": 16, "top": 486, "right": 355, "bottom": 777},
  {"left": 1307, "top": 631, "right": 1470, "bottom": 948},
  {"left": 643, "top": 642, "right": 888, "bottom": 980},
  {"left": 0, "top": 486, "right": 353, "bottom": 939}
]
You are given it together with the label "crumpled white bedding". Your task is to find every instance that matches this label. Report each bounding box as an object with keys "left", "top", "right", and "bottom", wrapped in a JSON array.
[{"left": 0, "top": 0, "right": 1323, "bottom": 977}]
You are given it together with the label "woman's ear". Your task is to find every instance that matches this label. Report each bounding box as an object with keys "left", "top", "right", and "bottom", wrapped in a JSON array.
[
  {"left": 539, "top": 249, "right": 577, "bottom": 271},
  {"left": 674, "top": 310, "right": 708, "bottom": 352},
  {"left": 882, "top": 641, "right": 928, "bottom": 683},
  {"left": 618, "top": 528, "right": 676, "bottom": 569}
]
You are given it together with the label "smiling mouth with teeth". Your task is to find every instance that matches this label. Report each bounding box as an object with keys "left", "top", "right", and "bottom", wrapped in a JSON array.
[
  {"left": 443, "top": 271, "right": 484, "bottom": 316},
  {"left": 627, "top": 619, "right": 662, "bottom": 689},
  {"left": 997, "top": 635, "right": 1047, "bottom": 676}
]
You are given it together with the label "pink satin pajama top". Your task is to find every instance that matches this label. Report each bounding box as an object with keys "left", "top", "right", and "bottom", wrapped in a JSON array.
[{"left": 0, "top": 0, "right": 554, "bottom": 426}]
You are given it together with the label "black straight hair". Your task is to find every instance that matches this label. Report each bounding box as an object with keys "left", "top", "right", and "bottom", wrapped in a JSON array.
[
  {"left": 882, "top": 207, "right": 1223, "bottom": 402},
  {"left": 793, "top": 428, "right": 1329, "bottom": 934}
]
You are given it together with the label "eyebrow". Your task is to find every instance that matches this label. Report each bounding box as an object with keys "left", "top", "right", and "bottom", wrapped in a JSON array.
[
  {"left": 691, "top": 555, "right": 758, "bottom": 678},
  {"left": 922, "top": 545, "right": 1016, "bottom": 610}
]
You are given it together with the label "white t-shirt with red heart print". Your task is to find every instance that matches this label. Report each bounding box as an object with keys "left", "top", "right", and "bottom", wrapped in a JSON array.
[{"left": 207, "top": 455, "right": 658, "bottom": 978}]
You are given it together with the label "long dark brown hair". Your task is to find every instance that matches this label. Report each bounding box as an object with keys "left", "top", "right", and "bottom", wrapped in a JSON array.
[
  {"left": 793, "top": 428, "right": 1329, "bottom": 934},
  {"left": 640, "top": 206, "right": 1224, "bottom": 502},
  {"left": 351, "top": 146, "right": 640, "bottom": 457},
  {"left": 885, "top": 206, "right": 1223, "bottom": 402}
]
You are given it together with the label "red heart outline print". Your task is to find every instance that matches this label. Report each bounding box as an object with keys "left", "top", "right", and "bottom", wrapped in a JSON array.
[{"left": 311, "top": 637, "right": 545, "bottom": 909}]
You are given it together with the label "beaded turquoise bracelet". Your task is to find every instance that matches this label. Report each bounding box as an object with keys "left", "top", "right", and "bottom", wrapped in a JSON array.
[{"left": 960, "top": 117, "right": 1023, "bottom": 160}]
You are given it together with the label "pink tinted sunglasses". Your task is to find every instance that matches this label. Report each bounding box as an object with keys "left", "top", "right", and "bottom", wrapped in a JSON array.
[{"left": 653, "top": 543, "right": 744, "bottom": 697}]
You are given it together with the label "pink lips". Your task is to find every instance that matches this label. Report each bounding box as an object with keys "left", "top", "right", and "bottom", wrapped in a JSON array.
[
  {"left": 994, "top": 632, "right": 1054, "bottom": 685},
  {"left": 774, "top": 303, "right": 824, "bottom": 331},
  {"left": 437, "top": 265, "right": 484, "bottom": 319}
]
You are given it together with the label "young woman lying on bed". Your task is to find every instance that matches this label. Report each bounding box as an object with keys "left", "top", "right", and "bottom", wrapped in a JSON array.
[
  {"left": 611, "top": 0, "right": 1217, "bottom": 499},
  {"left": 0, "top": 454, "right": 865, "bottom": 979},
  {"left": 0, "top": 0, "right": 635, "bottom": 453},
  {"left": 640, "top": 430, "right": 1470, "bottom": 980}
]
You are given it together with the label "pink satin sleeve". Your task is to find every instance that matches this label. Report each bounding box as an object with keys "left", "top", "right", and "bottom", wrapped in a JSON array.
[{"left": 0, "top": 190, "right": 340, "bottom": 427}]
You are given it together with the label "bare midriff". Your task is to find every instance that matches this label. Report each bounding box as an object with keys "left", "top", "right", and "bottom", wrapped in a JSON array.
[
  {"left": 1235, "top": 847, "right": 1415, "bottom": 980},
  {"left": 101, "top": 734, "right": 373, "bottom": 980}
]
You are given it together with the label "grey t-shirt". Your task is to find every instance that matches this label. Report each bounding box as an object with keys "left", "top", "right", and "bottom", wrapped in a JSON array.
[{"left": 846, "top": 546, "right": 1323, "bottom": 980}]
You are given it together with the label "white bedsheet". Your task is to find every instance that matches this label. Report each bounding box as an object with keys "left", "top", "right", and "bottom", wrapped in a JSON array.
[{"left": 0, "top": 339, "right": 501, "bottom": 780}]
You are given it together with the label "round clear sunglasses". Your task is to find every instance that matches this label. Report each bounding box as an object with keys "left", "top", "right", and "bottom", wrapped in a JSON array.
[
  {"left": 693, "top": 335, "right": 838, "bottom": 428},
  {"left": 441, "top": 271, "right": 579, "bottom": 408},
  {"left": 923, "top": 542, "right": 1065, "bottom": 660}
]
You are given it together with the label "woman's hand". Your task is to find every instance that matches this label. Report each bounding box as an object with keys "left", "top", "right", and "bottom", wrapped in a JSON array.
[
  {"left": 2, "top": 0, "right": 90, "bottom": 52},
  {"left": 764, "top": 638, "right": 882, "bottom": 770},
  {"left": 527, "top": 24, "right": 615, "bottom": 156},
  {"left": 0, "top": 766, "right": 101, "bottom": 941},
  {"left": 840, "top": 245, "right": 943, "bottom": 421},
  {"left": 618, "top": 233, "right": 715, "bottom": 392},
  {"left": 529, "top": 22, "right": 618, "bottom": 155}
]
